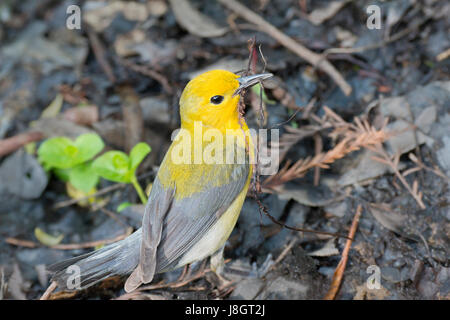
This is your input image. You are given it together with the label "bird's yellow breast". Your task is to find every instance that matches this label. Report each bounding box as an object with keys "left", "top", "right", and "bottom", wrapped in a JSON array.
[{"left": 158, "top": 122, "right": 254, "bottom": 200}]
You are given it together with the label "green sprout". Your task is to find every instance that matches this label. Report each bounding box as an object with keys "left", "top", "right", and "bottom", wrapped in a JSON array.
[
  {"left": 117, "top": 202, "right": 133, "bottom": 212},
  {"left": 38, "top": 133, "right": 152, "bottom": 205},
  {"left": 251, "top": 83, "right": 276, "bottom": 104},
  {"left": 92, "top": 142, "right": 151, "bottom": 204},
  {"left": 37, "top": 133, "right": 104, "bottom": 193}
]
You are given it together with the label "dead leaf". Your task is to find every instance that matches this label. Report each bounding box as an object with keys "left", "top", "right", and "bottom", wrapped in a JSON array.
[
  {"left": 367, "top": 203, "right": 410, "bottom": 237},
  {"left": 274, "top": 183, "right": 337, "bottom": 207},
  {"left": 0, "top": 267, "right": 6, "bottom": 300},
  {"left": 31, "top": 117, "right": 93, "bottom": 139},
  {"left": 114, "top": 29, "right": 147, "bottom": 57},
  {"left": 147, "top": 0, "right": 168, "bottom": 17},
  {"left": 338, "top": 149, "right": 405, "bottom": 186},
  {"left": 84, "top": 1, "right": 149, "bottom": 32},
  {"left": 35, "top": 264, "right": 48, "bottom": 288},
  {"left": 7, "top": 264, "right": 28, "bottom": 300},
  {"left": 353, "top": 284, "right": 391, "bottom": 300},
  {"left": 118, "top": 85, "right": 144, "bottom": 152},
  {"left": 308, "top": 239, "right": 339, "bottom": 257},
  {"left": 169, "top": 0, "right": 228, "bottom": 38},
  {"left": 63, "top": 105, "right": 99, "bottom": 126},
  {"left": 34, "top": 228, "right": 64, "bottom": 246},
  {"left": 40, "top": 94, "right": 63, "bottom": 119}
]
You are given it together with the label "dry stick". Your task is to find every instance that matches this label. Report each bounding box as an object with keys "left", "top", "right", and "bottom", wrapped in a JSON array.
[
  {"left": 269, "top": 108, "right": 301, "bottom": 130},
  {"left": 408, "top": 153, "right": 449, "bottom": 181},
  {"left": 252, "top": 194, "right": 350, "bottom": 240},
  {"left": 118, "top": 57, "right": 174, "bottom": 95},
  {"left": 52, "top": 182, "right": 125, "bottom": 209},
  {"left": 313, "top": 133, "right": 322, "bottom": 186},
  {"left": 115, "top": 266, "right": 212, "bottom": 299},
  {"left": 217, "top": 0, "right": 352, "bottom": 96},
  {"left": 243, "top": 42, "right": 343, "bottom": 238},
  {"left": 86, "top": 27, "right": 116, "bottom": 84},
  {"left": 324, "top": 205, "right": 362, "bottom": 300},
  {"left": 40, "top": 281, "right": 57, "bottom": 300},
  {"left": 118, "top": 85, "right": 144, "bottom": 153},
  {"left": 243, "top": 43, "right": 349, "bottom": 240},
  {"left": 0, "top": 131, "right": 43, "bottom": 157},
  {"left": 98, "top": 207, "right": 130, "bottom": 229},
  {"left": 250, "top": 237, "right": 298, "bottom": 300},
  {"left": 369, "top": 144, "right": 426, "bottom": 209},
  {"left": 262, "top": 112, "right": 390, "bottom": 189},
  {"left": 269, "top": 237, "right": 297, "bottom": 272},
  {"left": 52, "top": 171, "right": 154, "bottom": 209},
  {"left": 5, "top": 228, "right": 132, "bottom": 250}
]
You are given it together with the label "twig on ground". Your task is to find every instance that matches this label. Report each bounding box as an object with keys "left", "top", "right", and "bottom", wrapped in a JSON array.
[
  {"left": 218, "top": 0, "right": 352, "bottom": 96},
  {"left": 52, "top": 182, "right": 125, "bottom": 209},
  {"left": 436, "top": 48, "right": 450, "bottom": 62},
  {"left": 39, "top": 281, "right": 57, "bottom": 300},
  {"left": 117, "top": 57, "right": 174, "bottom": 94},
  {"left": 269, "top": 237, "right": 298, "bottom": 272},
  {"left": 86, "top": 27, "right": 116, "bottom": 83},
  {"left": 0, "top": 131, "right": 43, "bottom": 157},
  {"left": 5, "top": 227, "right": 133, "bottom": 250},
  {"left": 97, "top": 207, "right": 130, "bottom": 229},
  {"left": 117, "top": 85, "right": 144, "bottom": 153},
  {"left": 313, "top": 133, "right": 322, "bottom": 186},
  {"left": 324, "top": 204, "right": 362, "bottom": 300},
  {"left": 52, "top": 171, "right": 154, "bottom": 209},
  {"left": 115, "top": 264, "right": 211, "bottom": 300},
  {"left": 270, "top": 122, "right": 327, "bottom": 163},
  {"left": 408, "top": 153, "right": 449, "bottom": 181},
  {"left": 367, "top": 144, "right": 426, "bottom": 209},
  {"left": 252, "top": 194, "right": 350, "bottom": 240}
]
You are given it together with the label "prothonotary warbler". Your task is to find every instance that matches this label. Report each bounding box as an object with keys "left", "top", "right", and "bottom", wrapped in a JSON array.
[{"left": 48, "top": 70, "right": 273, "bottom": 292}]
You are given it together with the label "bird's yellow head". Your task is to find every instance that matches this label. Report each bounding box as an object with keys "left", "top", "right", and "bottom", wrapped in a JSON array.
[{"left": 179, "top": 70, "right": 272, "bottom": 132}]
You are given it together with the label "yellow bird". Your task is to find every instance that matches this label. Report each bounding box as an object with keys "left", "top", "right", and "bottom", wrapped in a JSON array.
[{"left": 49, "top": 70, "right": 273, "bottom": 292}]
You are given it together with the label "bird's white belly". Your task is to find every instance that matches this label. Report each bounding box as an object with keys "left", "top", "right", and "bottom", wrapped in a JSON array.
[{"left": 177, "top": 186, "right": 247, "bottom": 267}]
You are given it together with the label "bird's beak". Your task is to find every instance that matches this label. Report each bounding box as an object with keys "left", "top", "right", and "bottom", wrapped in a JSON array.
[{"left": 234, "top": 73, "right": 273, "bottom": 96}]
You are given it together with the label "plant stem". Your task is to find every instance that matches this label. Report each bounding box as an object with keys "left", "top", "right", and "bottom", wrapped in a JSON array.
[{"left": 131, "top": 176, "right": 147, "bottom": 204}]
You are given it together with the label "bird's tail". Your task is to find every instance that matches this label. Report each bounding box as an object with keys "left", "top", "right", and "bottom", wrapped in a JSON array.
[{"left": 48, "top": 229, "right": 141, "bottom": 290}]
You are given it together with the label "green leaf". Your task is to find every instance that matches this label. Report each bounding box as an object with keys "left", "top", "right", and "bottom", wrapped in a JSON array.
[
  {"left": 251, "top": 83, "right": 276, "bottom": 104},
  {"left": 69, "top": 162, "right": 99, "bottom": 193},
  {"left": 117, "top": 202, "right": 132, "bottom": 212},
  {"left": 53, "top": 168, "right": 71, "bottom": 182},
  {"left": 37, "top": 133, "right": 104, "bottom": 170},
  {"left": 38, "top": 137, "right": 77, "bottom": 169},
  {"left": 129, "top": 142, "right": 151, "bottom": 172},
  {"left": 34, "top": 228, "right": 64, "bottom": 246},
  {"left": 92, "top": 151, "right": 131, "bottom": 183},
  {"left": 74, "top": 133, "right": 105, "bottom": 164}
]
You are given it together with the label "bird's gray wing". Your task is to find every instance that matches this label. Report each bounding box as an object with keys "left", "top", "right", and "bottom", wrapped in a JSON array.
[
  {"left": 124, "top": 179, "right": 174, "bottom": 292},
  {"left": 156, "top": 159, "right": 250, "bottom": 272},
  {"left": 124, "top": 145, "right": 250, "bottom": 292}
]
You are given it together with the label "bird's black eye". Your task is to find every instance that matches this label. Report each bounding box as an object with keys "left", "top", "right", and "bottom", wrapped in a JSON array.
[{"left": 210, "top": 95, "right": 224, "bottom": 105}]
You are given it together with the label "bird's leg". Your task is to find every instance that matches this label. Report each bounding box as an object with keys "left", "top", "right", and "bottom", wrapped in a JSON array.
[
  {"left": 176, "top": 264, "right": 190, "bottom": 282},
  {"left": 210, "top": 246, "right": 233, "bottom": 288}
]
